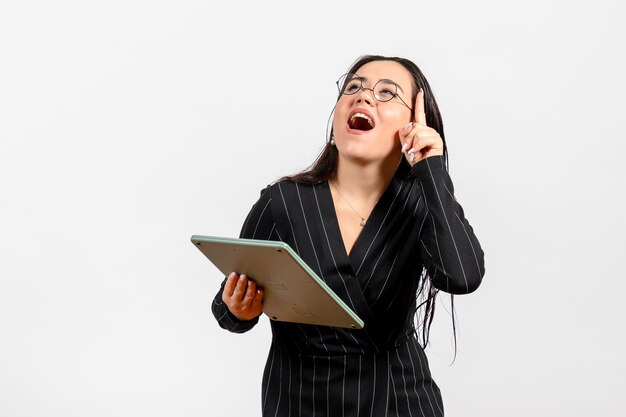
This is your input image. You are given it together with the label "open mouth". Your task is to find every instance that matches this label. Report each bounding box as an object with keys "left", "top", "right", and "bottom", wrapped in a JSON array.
[{"left": 348, "top": 112, "right": 375, "bottom": 131}]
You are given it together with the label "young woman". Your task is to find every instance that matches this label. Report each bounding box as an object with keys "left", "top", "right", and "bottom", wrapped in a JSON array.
[{"left": 212, "top": 54, "right": 485, "bottom": 417}]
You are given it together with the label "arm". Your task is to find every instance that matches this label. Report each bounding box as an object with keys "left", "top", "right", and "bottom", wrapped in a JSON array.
[
  {"left": 211, "top": 185, "right": 276, "bottom": 333},
  {"left": 411, "top": 155, "right": 485, "bottom": 294},
  {"left": 399, "top": 89, "right": 484, "bottom": 294}
]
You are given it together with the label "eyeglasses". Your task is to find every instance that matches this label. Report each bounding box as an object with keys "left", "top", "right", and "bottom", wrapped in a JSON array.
[{"left": 336, "top": 73, "right": 413, "bottom": 112}]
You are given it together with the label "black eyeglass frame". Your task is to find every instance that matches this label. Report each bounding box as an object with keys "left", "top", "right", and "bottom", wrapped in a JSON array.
[{"left": 335, "top": 73, "right": 414, "bottom": 113}]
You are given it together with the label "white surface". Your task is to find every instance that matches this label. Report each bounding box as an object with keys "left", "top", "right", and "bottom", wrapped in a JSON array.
[{"left": 1, "top": 0, "right": 624, "bottom": 416}]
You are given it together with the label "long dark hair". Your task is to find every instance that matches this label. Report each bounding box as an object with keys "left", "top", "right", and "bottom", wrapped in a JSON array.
[{"left": 281, "top": 55, "right": 457, "bottom": 356}]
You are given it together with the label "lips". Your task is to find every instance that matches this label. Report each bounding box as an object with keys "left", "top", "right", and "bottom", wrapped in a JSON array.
[{"left": 347, "top": 109, "right": 375, "bottom": 132}]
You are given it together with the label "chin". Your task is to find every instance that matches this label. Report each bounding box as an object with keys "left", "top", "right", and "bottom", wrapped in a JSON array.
[
  {"left": 339, "top": 148, "right": 393, "bottom": 166},
  {"left": 339, "top": 138, "right": 396, "bottom": 159}
]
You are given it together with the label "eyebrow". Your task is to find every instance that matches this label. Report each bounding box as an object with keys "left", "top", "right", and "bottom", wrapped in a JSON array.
[{"left": 354, "top": 76, "right": 406, "bottom": 95}]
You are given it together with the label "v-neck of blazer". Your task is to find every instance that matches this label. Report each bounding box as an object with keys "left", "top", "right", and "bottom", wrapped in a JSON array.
[{"left": 319, "top": 161, "right": 411, "bottom": 278}]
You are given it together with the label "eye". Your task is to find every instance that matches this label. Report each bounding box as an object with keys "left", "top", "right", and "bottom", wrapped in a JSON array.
[
  {"left": 374, "top": 81, "right": 398, "bottom": 101},
  {"left": 375, "top": 87, "right": 396, "bottom": 101},
  {"left": 344, "top": 81, "right": 361, "bottom": 93}
]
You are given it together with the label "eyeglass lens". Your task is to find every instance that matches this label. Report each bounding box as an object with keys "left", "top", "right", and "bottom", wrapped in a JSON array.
[{"left": 337, "top": 74, "right": 398, "bottom": 102}]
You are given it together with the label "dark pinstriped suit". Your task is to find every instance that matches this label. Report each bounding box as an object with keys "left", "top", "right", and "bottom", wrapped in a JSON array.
[{"left": 212, "top": 155, "right": 485, "bottom": 416}]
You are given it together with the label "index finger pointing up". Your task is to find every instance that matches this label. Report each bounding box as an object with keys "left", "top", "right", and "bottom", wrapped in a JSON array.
[{"left": 415, "top": 88, "right": 427, "bottom": 126}]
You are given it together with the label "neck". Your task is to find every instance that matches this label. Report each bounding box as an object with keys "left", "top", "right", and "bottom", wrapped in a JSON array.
[{"left": 332, "top": 154, "right": 402, "bottom": 202}]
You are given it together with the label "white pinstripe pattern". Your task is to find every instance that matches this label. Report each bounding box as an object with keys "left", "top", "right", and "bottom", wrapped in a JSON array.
[
  {"left": 430, "top": 213, "right": 449, "bottom": 292},
  {"left": 263, "top": 349, "right": 276, "bottom": 414},
  {"left": 312, "top": 354, "right": 316, "bottom": 417},
  {"left": 273, "top": 352, "right": 283, "bottom": 417},
  {"left": 313, "top": 326, "right": 330, "bottom": 353},
  {"left": 326, "top": 357, "right": 331, "bottom": 417},
  {"left": 342, "top": 356, "right": 347, "bottom": 417},
  {"left": 295, "top": 323, "right": 315, "bottom": 353},
  {"left": 390, "top": 351, "right": 400, "bottom": 416},
  {"left": 295, "top": 183, "right": 324, "bottom": 279},
  {"left": 411, "top": 341, "right": 444, "bottom": 416},
  {"left": 385, "top": 351, "right": 391, "bottom": 417},
  {"left": 405, "top": 342, "right": 426, "bottom": 417},
  {"left": 362, "top": 240, "right": 390, "bottom": 291},
  {"left": 424, "top": 158, "right": 469, "bottom": 292},
  {"left": 417, "top": 214, "right": 428, "bottom": 244},
  {"left": 396, "top": 348, "right": 415, "bottom": 417},
  {"left": 412, "top": 193, "right": 424, "bottom": 217},
  {"left": 287, "top": 357, "right": 292, "bottom": 417},
  {"left": 215, "top": 306, "right": 229, "bottom": 322},
  {"left": 442, "top": 181, "right": 456, "bottom": 201},
  {"left": 334, "top": 328, "right": 349, "bottom": 354},
  {"left": 298, "top": 357, "right": 303, "bottom": 417},
  {"left": 357, "top": 355, "right": 362, "bottom": 417},
  {"left": 420, "top": 240, "right": 432, "bottom": 258},
  {"left": 253, "top": 198, "right": 271, "bottom": 238},
  {"left": 355, "top": 182, "right": 406, "bottom": 275},
  {"left": 278, "top": 183, "right": 300, "bottom": 254},
  {"left": 420, "top": 181, "right": 448, "bottom": 280},
  {"left": 371, "top": 251, "right": 399, "bottom": 306},
  {"left": 369, "top": 355, "right": 377, "bottom": 417},
  {"left": 361, "top": 181, "right": 415, "bottom": 296},
  {"left": 454, "top": 212, "right": 483, "bottom": 276},
  {"left": 399, "top": 182, "right": 415, "bottom": 215},
  {"left": 407, "top": 342, "right": 435, "bottom": 416},
  {"left": 240, "top": 186, "right": 270, "bottom": 234}
]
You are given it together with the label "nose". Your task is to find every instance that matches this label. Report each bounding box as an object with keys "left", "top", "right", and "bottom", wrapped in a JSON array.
[{"left": 355, "top": 87, "right": 375, "bottom": 106}]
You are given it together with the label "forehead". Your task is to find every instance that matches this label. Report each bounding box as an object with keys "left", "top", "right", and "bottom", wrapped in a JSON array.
[{"left": 354, "top": 61, "right": 413, "bottom": 93}]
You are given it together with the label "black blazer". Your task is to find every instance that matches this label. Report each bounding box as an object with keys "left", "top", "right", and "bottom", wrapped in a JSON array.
[{"left": 213, "top": 155, "right": 485, "bottom": 417}]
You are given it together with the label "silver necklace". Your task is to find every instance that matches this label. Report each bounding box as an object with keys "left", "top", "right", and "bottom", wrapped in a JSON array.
[{"left": 331, "top": 181, "right": 367, "bottom": 227}]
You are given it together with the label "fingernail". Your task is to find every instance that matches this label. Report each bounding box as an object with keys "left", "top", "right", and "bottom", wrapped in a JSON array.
[
  {"left": 404, "top": 122, "right": 412, "bottom": 131},
  {"left": 401, "top": 143, "right": 408, "bottom": 153},
  {"left": 409, "top": 153, "right": 415, "bottom": 162},
  {"left": 408, "top": 148, "right": 415, "bottom": 154}
]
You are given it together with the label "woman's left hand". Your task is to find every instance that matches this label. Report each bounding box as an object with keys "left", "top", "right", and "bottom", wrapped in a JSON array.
[{"left": 399, "top": 88, "right": 444, "bottom": 166}]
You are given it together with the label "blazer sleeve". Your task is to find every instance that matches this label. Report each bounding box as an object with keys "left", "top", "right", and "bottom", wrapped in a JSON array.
[
  {"left": 409, "top": 155, "right": 485, "bottom": 294},
  {"left": 211, "top": 185, "right": 276, "bottom": 333}
]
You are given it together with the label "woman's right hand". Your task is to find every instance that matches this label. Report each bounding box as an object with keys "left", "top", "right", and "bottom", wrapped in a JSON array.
[{"left": 222, "top": 272, "right": 264, "bottom": 321}]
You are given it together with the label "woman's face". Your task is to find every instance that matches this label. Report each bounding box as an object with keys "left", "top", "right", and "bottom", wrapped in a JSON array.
[{"left": 332, "top": 60, "right": 414, "bottom": 165}]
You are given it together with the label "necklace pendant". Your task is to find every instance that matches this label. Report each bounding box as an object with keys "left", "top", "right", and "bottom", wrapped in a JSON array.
[{"left": 360, "top": 219, "right": 366, "bottom": 227}]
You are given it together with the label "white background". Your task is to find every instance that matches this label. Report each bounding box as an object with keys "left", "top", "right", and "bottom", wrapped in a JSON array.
[{"left": 1, "top": 1, "right": 625, "bottom": 416}]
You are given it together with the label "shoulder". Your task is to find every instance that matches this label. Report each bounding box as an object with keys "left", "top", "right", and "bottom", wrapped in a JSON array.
[
  {"left": 264, "top": 180, "right": 327, "bottom": 223},
  {"left": 266, "top": 179, "right": 322, "bottom": 199},
  {"left": 256, "top": 179, "right": 299, "bottom": 199}
]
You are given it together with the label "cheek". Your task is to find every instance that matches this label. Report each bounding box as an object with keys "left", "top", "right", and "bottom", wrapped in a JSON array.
[
  {"left": 332, "top": 115, "right": 344, "bottom": 134},
  {"left": 332, "top": 101, "right": 349, "bottom": 129},
  {"left": 379, "top": 108, "right": 410, "bottom": 132}
]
